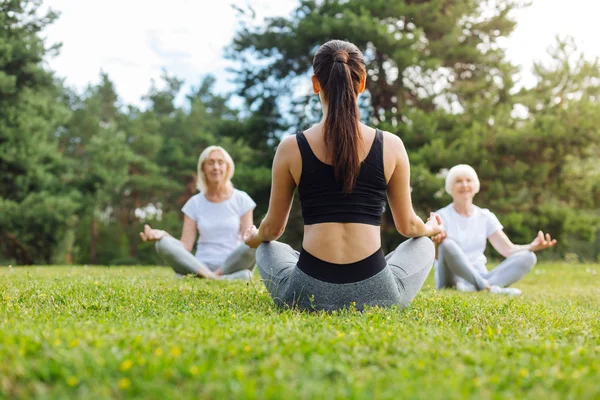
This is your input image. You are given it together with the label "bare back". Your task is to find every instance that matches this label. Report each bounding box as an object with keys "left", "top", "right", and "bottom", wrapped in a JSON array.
[{"left": 289, "top": 123, "right": 398, "bottom": 263}]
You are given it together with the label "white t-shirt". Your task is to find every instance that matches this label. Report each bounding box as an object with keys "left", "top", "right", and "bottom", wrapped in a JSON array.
[
  {"left": 435, "top": 204, "right": 503, "bottom": 277},
  {"left": 181, "top": 189, "right": 256, "bottom": 266}
]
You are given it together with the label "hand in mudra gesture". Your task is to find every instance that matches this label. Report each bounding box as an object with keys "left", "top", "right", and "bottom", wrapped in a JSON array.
[
  {"left": 139, "top": 224, "right": 167, "bottom": 242},
  {"left": 243, "top": 225, "right": 261, "bottom": 249},
  {"left": 529, "top": 230, "right": 557, "bottom": 252},
  {"left": 425, "top": 212, "right": 444, "bottom": 237}
]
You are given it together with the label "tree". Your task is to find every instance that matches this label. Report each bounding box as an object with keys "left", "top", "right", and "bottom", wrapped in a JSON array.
[
  {"left": 228, "top": 0, "right": 528, "bottom": 250},
  {"left": 0, "top": 0, "right": 79, "bottom": 264}
]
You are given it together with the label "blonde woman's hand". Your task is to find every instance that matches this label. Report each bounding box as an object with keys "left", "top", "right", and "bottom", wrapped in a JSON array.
[{"left": 139, "top": 224, "right": 168, "bottom": 242}]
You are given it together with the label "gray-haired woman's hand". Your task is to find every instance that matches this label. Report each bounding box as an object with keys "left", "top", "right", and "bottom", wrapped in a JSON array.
[{"left": 528, "top": 230, "right": 557, "bottom": 252}]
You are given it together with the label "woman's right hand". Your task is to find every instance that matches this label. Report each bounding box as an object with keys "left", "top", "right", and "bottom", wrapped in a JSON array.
[
  {"left": 243, "top": 225, "right": 262, "bottom": 249},
  {"left": 139, "top": 224, "right": 167, "bottom": 242},
  {"left": 425, "top": 212, "right": 444, "bottom": 238}
]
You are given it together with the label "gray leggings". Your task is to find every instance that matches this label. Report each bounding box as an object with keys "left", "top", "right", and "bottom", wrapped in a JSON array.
[
  {"left": 155, "top": 236, "right": 255, "bottom": 280},
  {"left": 255, "top": 237, "right": 435, "bottom": 311},
  {"left": 436, "top": 238, "right": 537, "bottom": 290}
]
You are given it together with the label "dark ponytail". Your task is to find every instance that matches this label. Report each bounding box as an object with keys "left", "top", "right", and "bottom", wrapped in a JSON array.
[{"left": 313, "top": 40, "right": 366, "bottom": 193}]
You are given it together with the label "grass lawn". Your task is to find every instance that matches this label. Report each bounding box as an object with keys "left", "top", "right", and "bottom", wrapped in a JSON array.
[{"left": 1, "top": 263, "right": 599, "bottom": 399}]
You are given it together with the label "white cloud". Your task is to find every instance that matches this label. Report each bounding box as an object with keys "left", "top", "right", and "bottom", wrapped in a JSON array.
[{"left": 503, "top": 0, "right": 600, "bottom": 88}]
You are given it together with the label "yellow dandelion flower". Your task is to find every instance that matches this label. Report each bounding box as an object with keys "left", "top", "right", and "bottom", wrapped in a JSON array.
[
  {"left": 520, "top": 368, "right": 529, "bottom": 378},
  {"left": 69, "top": 339, "right": 80, "bottom": 348},
  {"left": 154, "top": 348, "right": 163, "bottom": 356},
  {"left": 66, "top": 376, "right": 78, "bottom": 387},
  {"left": 244, "top": 345, "right": 251, "bottom": 352},
  {"left": 118, "top": 378, "right": 131, "bottom": 389},
  {"left": 189, "top": 366, "right": 200, "bottom": 376},
  {"left": 170, "top": 347, "right": 182, "bottom": 357},
  {"left": 120, "top": 359, "right": 133, "bottom": 371}
]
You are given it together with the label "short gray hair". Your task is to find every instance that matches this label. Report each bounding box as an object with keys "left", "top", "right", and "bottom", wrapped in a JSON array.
[{"left": 445, "top": 164, "right": 480, "bottom": 195}]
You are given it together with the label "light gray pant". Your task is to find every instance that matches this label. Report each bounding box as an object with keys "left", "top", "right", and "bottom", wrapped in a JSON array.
[
  {"left": 255, "top": 237, "right": 435, "bottom": 311},
  {"left": 155, "top": 236, "right": 255, "bottom": 280},
  {"left": 436, "top": 238, "right": 537, "bottom": 290}
]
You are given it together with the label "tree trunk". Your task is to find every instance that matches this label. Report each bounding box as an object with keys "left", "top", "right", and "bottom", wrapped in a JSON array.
[
  {"left": 63, "top": 215, "right": 77, "bottom": 265},
  {"left": 90, "top": 215, "right": 97, "bottom": 264},
  {"left": 128, "top": 190, "right": 141, "bottom": 259},
  {"left": 2, "top": 232, "right": 34, "bottom": 265}
]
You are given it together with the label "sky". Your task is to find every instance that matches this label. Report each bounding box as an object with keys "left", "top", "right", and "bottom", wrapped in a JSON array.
[{"left": 41, "top": 0, "right": 600, "bottom": 108}]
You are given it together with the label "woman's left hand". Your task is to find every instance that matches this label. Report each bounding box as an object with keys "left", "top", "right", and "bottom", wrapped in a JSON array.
[
  {"left": 529, "top": 230, "right": 557, "bottom": 252},
  {"left": 243, "top": 225, "right": 262, "bottom": 249}
]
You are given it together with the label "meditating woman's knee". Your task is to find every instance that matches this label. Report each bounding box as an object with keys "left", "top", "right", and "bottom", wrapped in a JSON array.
[
  {"left": 155, "top": 236, "right": 178, "bottom": 256},
  {"left": 517, "top": 250, "right": 537, "bottom": 271},
  {"left": 412, "top": 236, "right": 434, "bottom": 250},
  {"left": 256, "top": 241, "right": 274, "bottom": 265},
  {"left": 410, "top": 236, "right": 435, "bottom": 263},
  {"left": 438, "top": 238, "right": 460, "bottom": 254},
  {"left": 257, "top": 241, "right": 294, "bottom": 264}
]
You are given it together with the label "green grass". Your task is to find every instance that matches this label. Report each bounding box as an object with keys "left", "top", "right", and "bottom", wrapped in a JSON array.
[{"left": 1, "top": 263, "right": 599, "bottom": 399}]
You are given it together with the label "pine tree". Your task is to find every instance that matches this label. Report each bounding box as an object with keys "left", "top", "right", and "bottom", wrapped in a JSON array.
[{"left": 0, "top": 0, "right": 79, "bottom": 264}]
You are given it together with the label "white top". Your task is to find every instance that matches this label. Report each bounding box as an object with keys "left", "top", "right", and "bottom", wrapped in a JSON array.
[
  {"left": 181, "top": 189, "right": 256, "bottom": 266},
  {"left": 434, "top": 204, "right": 503, "bottom": 279}
]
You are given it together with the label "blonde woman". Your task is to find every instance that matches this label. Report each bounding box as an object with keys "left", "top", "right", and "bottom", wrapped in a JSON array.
[
  {"left": 140, "top": 146, "right": 256, "bottom": 280},
  {"left": 433, "top": 164, "right": 557, "bottom": 295}
]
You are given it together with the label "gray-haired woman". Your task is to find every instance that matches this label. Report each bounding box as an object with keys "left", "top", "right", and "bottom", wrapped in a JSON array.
[
  {"left": 140, "top": 146, "right": 256, "bottom": 280},
  {"left": 433, "top": 164, "right": 557, "bottom": 295}
]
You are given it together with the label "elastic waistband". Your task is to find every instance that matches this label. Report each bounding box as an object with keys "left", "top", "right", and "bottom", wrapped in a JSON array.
[{"left": 297, "top": 248, "right": 386, "bottom": 284}]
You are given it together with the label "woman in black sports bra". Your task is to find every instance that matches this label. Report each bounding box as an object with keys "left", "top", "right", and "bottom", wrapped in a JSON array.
[{"left": 243, "top": 39, "right": 443, "bottom": 311}]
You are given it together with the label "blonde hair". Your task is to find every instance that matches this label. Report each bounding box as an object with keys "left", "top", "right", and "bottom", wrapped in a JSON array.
[
  {"left": 196, "top": 146, "right": 235, "bottom": 193},
  {"left": 445, "top": 164, "right": 480, "bottom": 195}
]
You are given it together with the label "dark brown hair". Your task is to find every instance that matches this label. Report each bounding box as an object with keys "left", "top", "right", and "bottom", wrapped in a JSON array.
[{"left": 313, "top": 40, "right": 366, "bottom": 192}]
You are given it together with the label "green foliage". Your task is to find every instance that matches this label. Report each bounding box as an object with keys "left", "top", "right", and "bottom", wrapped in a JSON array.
[
  {"left": 1, "top": 264, "right": 599, "bottom": 398},
  {"left": 0, "top": 0, "right": 77, "bottom": 264}
]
